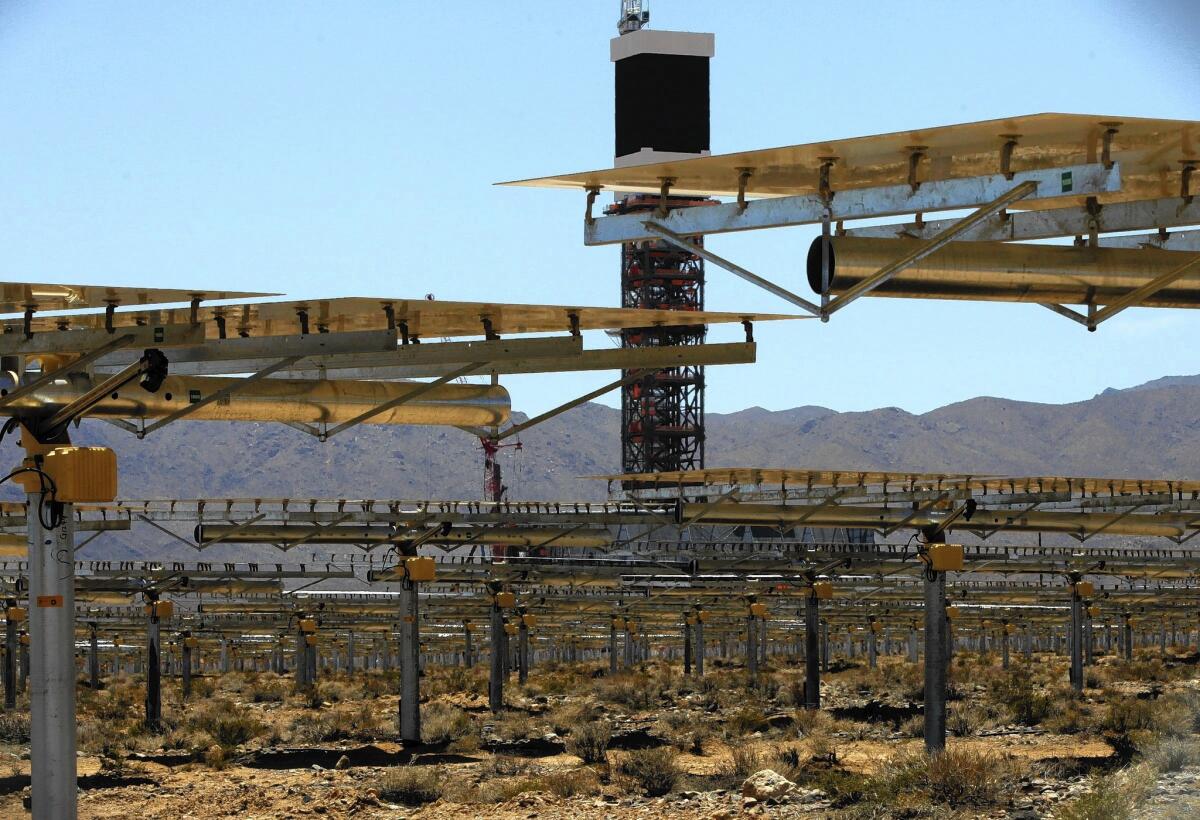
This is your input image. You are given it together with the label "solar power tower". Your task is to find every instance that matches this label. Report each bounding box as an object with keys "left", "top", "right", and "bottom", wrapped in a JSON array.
[{"left": 611, "top": 2, "right": 715, "bottom": 479}]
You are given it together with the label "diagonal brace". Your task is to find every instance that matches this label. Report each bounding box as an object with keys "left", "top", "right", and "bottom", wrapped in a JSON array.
[
  {"left": 643, "top": 222, "right": 822, "bottom": 315},
  {"left": 494, "top": 369, "right": 651, "bottom": 441}
]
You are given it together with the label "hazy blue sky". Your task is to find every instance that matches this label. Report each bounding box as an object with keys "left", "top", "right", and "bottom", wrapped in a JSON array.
[{"left": 0, "top": 1, "right": 1196, "bottom": 416}]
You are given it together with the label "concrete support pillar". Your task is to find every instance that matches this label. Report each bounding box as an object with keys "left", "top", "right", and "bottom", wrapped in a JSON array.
[
  {"left": 804, "top": 593, "right": 820, "bottom": 710},
  {"left": 923, "top": 569, "right": 948, "bottom": 754},
  {"left": 398, "top": 579, "right": 420, "bottom": 744}
]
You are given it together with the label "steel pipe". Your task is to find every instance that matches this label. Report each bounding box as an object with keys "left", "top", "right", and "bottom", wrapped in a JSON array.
[
  {"left": 197, "top": 524, "right": 612, "bottom": 548},
  {"left": 2, "top": 374, "right": 509, "bottom": 428},
  {"left": 677, "top": 501, "right": 1190, "bottom": 538},
  {"left": 807, "top": 236, "right": 1200, "bottom": 308}
]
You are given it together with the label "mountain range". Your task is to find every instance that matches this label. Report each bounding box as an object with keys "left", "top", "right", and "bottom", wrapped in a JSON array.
[{"left": 2, "top": 375, "right": 1197, "bottom": 561}]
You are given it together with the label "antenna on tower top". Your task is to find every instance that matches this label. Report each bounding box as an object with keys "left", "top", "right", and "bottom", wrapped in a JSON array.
[{"left": 618, "top": 0, "right": 649, "bottom": 35}]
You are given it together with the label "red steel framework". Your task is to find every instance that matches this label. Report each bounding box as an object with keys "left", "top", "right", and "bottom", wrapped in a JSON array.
[{"left": 613, "top": 194, "right": 716, "bottom": 482}]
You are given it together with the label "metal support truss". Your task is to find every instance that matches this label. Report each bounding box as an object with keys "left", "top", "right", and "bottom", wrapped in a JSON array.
[
  {"left": 649, "top": 181, "right": 1039, "bottom": 321},
  {"left": 644, "top": 223, "right": 821, "bottom": 315},
  {"left": 1040, "top": 255, "right": 1200, "bottom": 331},
  {"left": 0, "top": 333, "right": 135, "bottom": 411},
  {"left": 822, "top": 181, "right": 1038, "bottom": 318},
  {"left": 492, "top": 369, "right": 651, "bottom": 442}
]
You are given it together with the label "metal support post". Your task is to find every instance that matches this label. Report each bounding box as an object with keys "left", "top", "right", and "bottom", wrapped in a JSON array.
[
  {"left": 517, "top": 620, "right": 529, "bottom": 686},
  {"left": 488, "top": 605, "right": 504, "bottom": 712},
  {"left": 4, "top": 603, "right": 18, "bottom": 709},
  {"left": 804, "top": 593, "right": 820, "bottom": 710},
  {"left": 28, "top": 494, "right": 77, "bottom": 819},
  {"left": 1124, "top": 616, "right": 1134, "bottom": 660},
  {"left": 181, "top": 638, "right": 193, "bottom": 699},
  {"left": 623, "top": 626, "right": 633, "bottom": 668},
  {"left": 759, "top": 618, "right": 768, "bottom": 666},
  {"left": 146, "top": 600, "right": 163, "bottom": 729},
  {"left": 294, "top": 629, "right": 309, "bottom": 691},
  {"left": 398, "top": 579, "right": 420, "bottom": 744},
  {"left": 746, "top": 615, "right": 758, "bottom": 680},
  {"left": 682, "top": 619, "right": 692, "bottom": 676},
  {"left": 907, "top": 629, "right": 918, "bottom": 663},
  {"left": 347, "top": 630, "right": 355, "bottom": 676},
  {"left": 867, "top": 624, "right": 878, "bottom": 669},
  {"left": 923, "top": 568, "right": 948, "bottom": 754},
  {"left": 1070, "top": 591, "right": 1084, "bottom": 693},
  {"left": 1001, "top": 628, "right": 1010, "bottom": 670},
  {"left": 695, "top": 618, "right": 705, "bottom": 677},
  {"left": 1084, "top": 610, "right": 1094, "bottom": 667},
  {"left": 464, "top": 623, "right": 474, "bottom": 668},
  {"left": 608, "top": 620, "right": 618, "bottom": 675},
  {"left": 821, "top": 621, "right": 830, "bottom": 672}
]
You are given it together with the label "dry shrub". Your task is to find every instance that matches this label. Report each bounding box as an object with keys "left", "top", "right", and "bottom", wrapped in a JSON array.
[
  {"left": 617, "top": 747, "right": 680, "bottom": 797},
  {"left": 767, "top": 744, "right": 806, "bottom": 782},
  {"left": 597, "top": 674, "right": 660, "bottom": 710},
  {"left": 492, "top": 710, "right": 537, "bottom": 742},
  {"left": 0, "top": 712, "right": 31, "bottom": 744},
  {"left": 655, "top": 711, "right": 710, "bottom": 755},
  {"left": 873, "top": 747, "right": 1025, "bottom": 808},
  {"left": 549, "top": 701, "right": 603, "bottom": 735},
  {"left": 727, "top": 705, "right": 769, "bottom": 736},
  {"left": 1057, "top": 763, "right": 1155, "bottom": 820},
  {"left": 539, "top": 767, "right": 601, "bottom": 798},
  {"left": 377, "top": 765, "right": 444, "bottom": 806},
  {"left": 186, "top": 699, "right": 264, "bottom": 749},
  {"left": 250, "top": 679, "right": 287, "bottom": 703},
  {"left": 793, "top": 708, "right": 830, "bottom": 737},
  {"left": 726, "top": 745, "right": 761, "bottom": 779},
  {"left": 292, "top": 703, "right": 380, "bottom": 743},
  {"left": 565, "top": 720, "right": 611, "bottom": 764},
  {"left": 421, "top": 703, "right": 473, "bottom": 745}
]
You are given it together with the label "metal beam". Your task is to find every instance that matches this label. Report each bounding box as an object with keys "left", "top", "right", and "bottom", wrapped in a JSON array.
[
  {"left": 585, "top": 163, "right": 1121, "bottom": 245},
  {"left": 823, "top": 181, "right": 1038, "bottom": 317},
  {"left": 643, "top": 223, "right": 821, "bottom": 315},
  {"left": 844, "top": 196, "right": 1200, "bottom": 243},
  {"left": 264, "top": 340, "right": 756, "bottom": 381}
]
